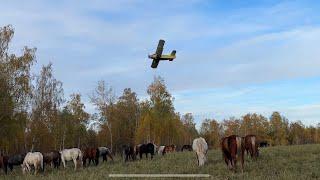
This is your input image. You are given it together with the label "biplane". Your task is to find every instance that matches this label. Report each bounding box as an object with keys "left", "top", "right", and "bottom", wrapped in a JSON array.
[{"left": 148, "top": 39, "right": 176, "bottom": 68}]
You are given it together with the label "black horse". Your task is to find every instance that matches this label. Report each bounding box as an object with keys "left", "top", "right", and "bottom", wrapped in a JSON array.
[
  {"left": 122, "top": 145, "right": 136, "bottom": 162},
  {"left": 181, "top": 145, "right": 192, "bottom": 151},
  {"left": 7, "top": 153, "right": 26, "bottom": 171},
  {"left": 259, "top": 141, "right": 270, "bottom": 147},
  {"left": 138, "top": 143, "right": 155, "bottom": 159}
]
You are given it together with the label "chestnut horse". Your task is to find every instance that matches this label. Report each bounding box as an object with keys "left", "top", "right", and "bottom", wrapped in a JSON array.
[
  {"left": 83, "top": 148, "right": 100, "bottom": 167},
  {"left": 221, "top": 135, "right": 245, "bottom": 172},
  {"left": 162, "top": 144, "right": 176, "bottom": 155}
]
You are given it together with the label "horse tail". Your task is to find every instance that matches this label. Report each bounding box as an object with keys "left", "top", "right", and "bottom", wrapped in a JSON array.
[
  {"left": 78, "top": 149, "right": 83, "bottom": 162},
  {"left": 251, "top": 136, "right": 256, "bottom": 156},
  {"left": 236, "top": 136, "right": 242, "bottom": 157},
  {"left": 40, "top": 154, "right": 44, "bottom": 171}
]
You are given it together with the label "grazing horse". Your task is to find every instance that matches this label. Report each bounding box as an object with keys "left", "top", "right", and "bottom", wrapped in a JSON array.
[
  {"left": 244, "top": 135, "right": 259, "bottom": 159},
  {"left": 162, "top": 144, "right": 176, "bottom": 155},
  {"left": 60, "top": 148, "right": 83, "bottom": 170},
  {"left": 83, "top": 148, "right": 100, "bottom": 167},
  {"left": 7, "top": 153, "right": 26, "bottom": 172},
  {"left": 221, "top": 135, "right": 245, "bottom": 172},
  {"left": 138, "top": 143, "right": 155, "bottom": 159},
  {"left": 0, "top": 153, "right": 8, "bottom": 174},
  {"left": 43, "top": 150, "right": 61, "bottom": 169},
  {"left": 192, "top": 138, "right": 208, "bottom": 166},
  {"left": 98, "top": 147, "right": 113, "bottom": 162},
  {"left": 122, "top": 145, "right": 136, "bottom": 162},
  {"left": 21, "top": 152, "right": 43, "bottom": 175},
  {"left": 181, "top": 145, "right": 192, "bottom": 152}
]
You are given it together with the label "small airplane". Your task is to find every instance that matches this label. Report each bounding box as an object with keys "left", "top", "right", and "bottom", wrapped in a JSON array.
[{"left": 148, "top": 39, "right": 176, "bottom": 68}]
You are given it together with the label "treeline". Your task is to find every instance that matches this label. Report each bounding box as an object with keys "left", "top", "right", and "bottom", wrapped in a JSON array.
[
  {"left": 200, "top": 112, "right": 320, "bottom": 149},
  {"left": 0, "top": 25, "right": 319, "bottom": 154}
]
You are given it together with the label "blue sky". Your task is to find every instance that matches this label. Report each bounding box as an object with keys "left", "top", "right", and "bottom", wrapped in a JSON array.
[{"left": 1, "top": 0, "right": 320, "bottom": 126}]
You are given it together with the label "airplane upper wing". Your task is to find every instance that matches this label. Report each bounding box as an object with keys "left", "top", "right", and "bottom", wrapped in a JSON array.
[
  {"left": 155, "top": 39, "right": 165, "bottom": 57},
  {"left": 151, "top": 59, "right": 160, "bottom": 68}
]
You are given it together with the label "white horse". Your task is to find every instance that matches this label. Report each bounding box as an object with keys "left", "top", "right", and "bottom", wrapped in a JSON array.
[
  {"left": 192, "top": 137, "right": 208, "bottom": 166},
  {"left": 60, "top": 148, "right": 83, "bottom": 170},
  {"left": 21, "top": 152, "right": 43, "bottom": 175},
  {"left": 158, "top": 146, "right": 165, "bottom": 155}
]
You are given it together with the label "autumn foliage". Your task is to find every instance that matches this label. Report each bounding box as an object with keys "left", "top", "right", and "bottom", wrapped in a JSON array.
[{"left": 1, "top": 25, "right": 319, "bottom": 154}]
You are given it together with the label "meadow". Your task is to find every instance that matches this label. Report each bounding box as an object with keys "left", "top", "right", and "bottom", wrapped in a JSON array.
[{"left": 1, "top": 144, "right": 319, "bottom": 180}]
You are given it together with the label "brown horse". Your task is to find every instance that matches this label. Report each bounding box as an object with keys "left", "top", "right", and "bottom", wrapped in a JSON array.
[
  {"left": 221, "top": 135, "right": 245, "bottom": 172},
  {"left": 82, "top": 148, "right": 100, "bottom": 167},
  {"left": 244, "top": 135, "right": 259, "bottom": 159}
]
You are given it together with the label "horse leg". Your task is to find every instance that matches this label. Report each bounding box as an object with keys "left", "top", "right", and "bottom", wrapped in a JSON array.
[
  {"left": 62, "top": 157, "right": 66, "bottom": 169},
  {"left": 73, "top": 158, "right": 77, "bottom": 171}
]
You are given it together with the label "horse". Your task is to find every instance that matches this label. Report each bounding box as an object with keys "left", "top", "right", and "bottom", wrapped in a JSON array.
[
  {"left": 221, "top": 135, "right": 245, "bottom": 172},
  {"left": 158, "top": 146, "right": 165, "bottom": 155},
  {"left": 43, "top": 150, "right": 61, "bottom": 169},
  {"left": 60, "top": 148, "right": 83, "bottom": 170},
  {"left": 83, "top": 148, "right": 100, "bottom": 167},
  {"left": 192, "top": 138, "right": 208, "bottom": 166},
  {"left": 122, "top": 145, "right": 136, "bottom": 162},
  {"left": 21, "top": 152, "right": 43, "bottom": 175},
  {"left": 162, "top": 144, "right": 176, "bottom": 155},
  {"left": 259, "top": 141, "right": 269, "bottom": 147},
  {"left": 181, "top": 145, "right": 192, "bottom": 152},
  {"left": 7, "top": 153, "right": 26, "bottom": 172},
  {"left": 138, "top": 143, "right": 155, "bottom": 159},
  {"left": 98, "top": 147, "right": 113, "bottom": 162},
  {"left": 244, "top": 135, "right": 259, "bottom": 159},
  {"left": 0, "top": 153, "right": 8, "bottom": 174}
]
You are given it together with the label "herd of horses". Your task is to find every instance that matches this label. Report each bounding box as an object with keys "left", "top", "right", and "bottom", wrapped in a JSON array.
[{"left": 0, "top": 134, "right": 266, "bottom": 175}]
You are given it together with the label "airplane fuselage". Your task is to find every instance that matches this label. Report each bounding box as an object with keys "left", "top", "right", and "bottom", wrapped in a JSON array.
[{"left": 148, "top": 54, "right": 176, "bottom": 61}]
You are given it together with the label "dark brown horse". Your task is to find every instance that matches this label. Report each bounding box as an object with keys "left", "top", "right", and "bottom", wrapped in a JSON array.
[
  {"left": 43, "top": 150, "right": 61, "bottom": 169},
  {"left": 82, "top": 148, "right": 100, "bottom": 167},
  {"left": 244, "top": 135, "right": 259, "bottom": 159},
  {"left": 0, "top": 153, "right": 8, "bottom": 174},
  {"left": 122, "top": 145, "right": 136, "bottom": 162},
  {"left": 221, "top": 135, "right": 245, "bottom": 172}
]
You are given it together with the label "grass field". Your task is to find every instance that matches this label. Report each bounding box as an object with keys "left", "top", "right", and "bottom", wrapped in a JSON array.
[{"left": 1, "top": 144, "right": 319, "bottom": 180}]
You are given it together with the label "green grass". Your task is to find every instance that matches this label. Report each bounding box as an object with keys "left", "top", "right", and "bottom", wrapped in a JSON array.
[{"left": 1, "top": 144, "right": 319, "bottom": 179}]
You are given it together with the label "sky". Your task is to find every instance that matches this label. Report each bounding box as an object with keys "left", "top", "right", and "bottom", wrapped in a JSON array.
[{"left": 1, "top": 0, "right": 320, "bottom": 127}]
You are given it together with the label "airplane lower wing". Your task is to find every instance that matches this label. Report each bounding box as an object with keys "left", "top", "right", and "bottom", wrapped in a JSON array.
[{"left": 151, "top": 59, "right": 160, "bottom": 68}]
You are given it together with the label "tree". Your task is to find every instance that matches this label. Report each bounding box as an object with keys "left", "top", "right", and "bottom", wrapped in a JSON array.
[
  {"left": 0, "top": 25, "right": 36, "bottom": 153},
  {"left": 65, "top": 93, "right": 89, "bottom": 148},
  {"left": 269, "top": 112, "right": 289, "bottom": 146},
  {"left": 90, "top": 80, "right": 115, "bottom": 151},
  {"left": 30, "top": 63, "right": 64, "bottom": 151},
  {"left": 181, "top": 113, "right": 198, "bottom": 144},
  {"left": 200, "top": 119, "right": 221, "bottom": 149}
]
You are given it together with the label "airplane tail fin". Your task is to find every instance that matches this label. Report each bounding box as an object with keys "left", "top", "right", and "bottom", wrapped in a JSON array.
[{"left": 171, "top": 50, "right": 176, "bottom": 56}]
